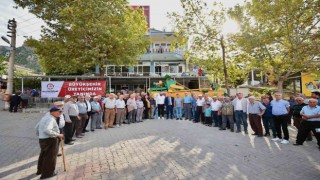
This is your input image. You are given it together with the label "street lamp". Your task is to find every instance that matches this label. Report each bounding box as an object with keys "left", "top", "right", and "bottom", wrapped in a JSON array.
[
  {"left": 2, "top": 18, "right": 17, "bottom": 95},
  {"left": 1, "top": 36, "right": 10, "bottom": 45}
]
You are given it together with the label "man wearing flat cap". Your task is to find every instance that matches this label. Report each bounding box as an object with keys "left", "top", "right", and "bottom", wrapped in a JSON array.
[
  {"left": 247, "top": 96, "right": 266, "bottom": 137},
  {"left": 91, "top": 96, "right": 102, "bottom": 131},
  {"left": 63, "top": 95, "right": 71, "bottom": 104},
  {"left": 53, "top": 101, "right": 65, "bottom": 133},
  {"left": 35, "top": 106, "right": 64, "bottom": 179},
  {"left": 63, "top": 95, "right": 79, "bottom": 145}
]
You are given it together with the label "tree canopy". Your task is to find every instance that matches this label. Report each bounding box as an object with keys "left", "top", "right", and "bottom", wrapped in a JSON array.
[
  {"left": 229, "top": 0, "right": 320, "bottom": 91},
  {"left": 0, "top": 56, "right": 7, "bottom": 75},
  {"left": 14, "top": 0, "right": 150, "bottom": 75},
  {"left": 169, "top": 0, "right": 251, "bottom": 94}
]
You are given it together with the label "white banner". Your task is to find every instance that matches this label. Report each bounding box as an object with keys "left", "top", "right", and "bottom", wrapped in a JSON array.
[{"left": 41, "top": 81, "right": 64, "bottom": 98}]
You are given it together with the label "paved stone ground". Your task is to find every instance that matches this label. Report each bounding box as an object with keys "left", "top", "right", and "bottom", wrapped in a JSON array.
[{"left": 0, "top": 111, "right": 319, "bottom": 180}]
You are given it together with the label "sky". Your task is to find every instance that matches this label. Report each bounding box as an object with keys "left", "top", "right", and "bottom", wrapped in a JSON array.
[{"left": 0, "top": 0, "right": 244, "bottom": 47}]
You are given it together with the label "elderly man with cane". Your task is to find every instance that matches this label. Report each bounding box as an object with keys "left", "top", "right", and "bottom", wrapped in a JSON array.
[{"left": 35, "top": 106, "right": 64, "bottom": 179}]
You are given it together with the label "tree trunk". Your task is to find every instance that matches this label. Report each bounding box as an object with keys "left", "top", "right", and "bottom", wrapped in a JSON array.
[
  {"left": 277, "top": 78, "right": 284, "bottom": 93},
  {"left": 220, "top": 36, "right": 230, "bottom": 95}
]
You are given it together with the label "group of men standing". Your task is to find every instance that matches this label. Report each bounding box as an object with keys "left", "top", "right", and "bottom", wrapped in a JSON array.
[
  {"left": 35, "top": 90, "right": 320, "bottom": 178},
  {"left": 188, "top": 91, "right": 320, "bottom": 149}
]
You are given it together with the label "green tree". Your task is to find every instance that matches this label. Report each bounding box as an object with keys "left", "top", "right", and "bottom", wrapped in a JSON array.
[
  {"left": 14, "top": 0, "right": 149, "bottom": 75},
  {"left": 0, "top": 56, "right": 7, "bottom": 75},
  {"left": 169, "top": 0, "right": 250, "bottom": 94},
  {"left": 229, "top": 0, "right": 320, "bottom": 92}
]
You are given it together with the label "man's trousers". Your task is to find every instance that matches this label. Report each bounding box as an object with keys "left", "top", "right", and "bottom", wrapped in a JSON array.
[{"left": 37, "top": 138, "right": 59, "bottom": 179}]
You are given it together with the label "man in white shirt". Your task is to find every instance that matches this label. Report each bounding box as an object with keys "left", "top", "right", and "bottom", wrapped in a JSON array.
[
  {"left": 35, "top": 107, "right": 64, "bottom": 179},
  {"left": 210, "top": 96, "right": 222, "bottom": 127},
  {"left": 204, "top": 93, "right": 213, "bottom": 104},
  {"left": 82, "top": 95, "right": 92, "bottom": 133},
  {"left": 63, "top": 95, "right": 79, "bottom": 145},
  {"left": 127, "top": 94, "right": 137, "bottom": 123},
  {"left": 195, "top": 95, "right": 205, "bottom": 123},
  {"left": 115, "top": 95, "right": 126, "bottom": 127},
  {"left": 157, "top": 92, "right": 166, "bottom": 119},
  {"left": 103, "top": 93, "right": 116, "bottom": 129},
  {"left": 232, "top": 92, "right": 248, "bottom": 134}
]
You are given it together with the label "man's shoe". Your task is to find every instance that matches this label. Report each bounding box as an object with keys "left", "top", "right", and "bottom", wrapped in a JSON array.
[
  {"left": 40, "top": 172, "right": 57, "bottom": 179},
  {"left": 96, "top": 127, "right": 102, "bottom": 129},
  {"left": 162, "top": 117, "right": 165, "bottom": 119},
  {"left": 219, "top": 128, "right": 226, "bottom": 130},
  {"left": 57, "top": 153, "right": 62, "bottom": 157},
  {"left": 236, "top": 130, "right": 241, "bottom": 133},
  {"left": 231, "top": 129, "right": 234, "bottom": 132},
  {"left": 91, "top": 129, "right": 95, "bottom": 132},
  {"left": 176, "top": 118, "right": 179, "bottom": 120},
  {"left": 84, "top": 130, "right": 89, "bottom": 132},
  {"left": 245, "top": 131, "right": 248, "bottom": 134},
  {"left": 272, "top": 137, "right": 281, "bottom": 141},
  {"left": 293, "top": 143, "right": 303, "bottom": 146},
  {"left": 80, "top": 133, "right": 85, "bottom": 136},
  {"left": 280, "top": 139, "right": 289, "bottom": 144},
  {"left": 264, "top": 133, "right": 270, "bottom": 136},
  {"left": 65, "top": 142, "right": 74, "bottom": 145},
  {"left": 70, "top": 139, "right": 76, "bottom": 141},
  {"left": 306, "top": 138, "right": 313, "bottom": 141},
  {"left": 252, "top": 133, "right": 258, "bottom": 135}
]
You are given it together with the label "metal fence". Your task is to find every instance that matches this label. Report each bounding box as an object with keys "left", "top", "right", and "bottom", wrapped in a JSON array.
[{"left": 25, "top": 97, "right": 64, "bottom": 109}]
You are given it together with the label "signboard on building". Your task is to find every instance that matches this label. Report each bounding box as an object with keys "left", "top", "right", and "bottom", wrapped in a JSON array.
[
  {"left": 301, "top": 72, "right": 320, "bottom": 96},
  {"left": 129, "top": 5, "right": 150, "bottom": 28},
  {"left": 41, "top": 80, "right": 107, "bottom": 97}
]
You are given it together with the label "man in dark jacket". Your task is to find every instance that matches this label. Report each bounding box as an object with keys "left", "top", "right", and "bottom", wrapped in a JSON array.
[
  {"left": 9, "top": 92, "right": 22, "bottom": 112},
  {"left": 292, "top": 97, "right": 311, "bottom": 140},
  {"left": 164, "top": 93, "right": 174, "bottom": 119}
]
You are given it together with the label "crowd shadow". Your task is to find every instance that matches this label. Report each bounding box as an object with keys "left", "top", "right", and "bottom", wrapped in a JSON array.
[{"left": 1, "top": 118, "right": 320, "bottom": 179}]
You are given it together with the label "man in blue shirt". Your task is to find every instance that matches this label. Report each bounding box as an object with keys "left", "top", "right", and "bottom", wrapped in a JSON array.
[
  {"left": 183, "top": 92, "right": 192, "bottom": 120},
  {"left": 271, "top": 92, "right": 290, "bottom": 144},
  {"left": 294, "top": 98, "right": 320, "bottom": 151},
  {"left": 191, "top": 94, "right": 197, "bottom": 121}
]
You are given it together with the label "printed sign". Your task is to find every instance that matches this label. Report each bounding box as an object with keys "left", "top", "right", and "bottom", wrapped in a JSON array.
[
  {"left": 301, "top": 72, "right": 320, "bottom": 96},
  {"left": 41, "top": 80, "right": 106, "bottom": 97}
]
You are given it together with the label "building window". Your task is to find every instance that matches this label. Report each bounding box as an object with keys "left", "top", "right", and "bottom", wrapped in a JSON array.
[
  {"left": 169, "top": 65, "right": 178, "bottom": 73},
  {"left": 143, "top": 66, "right": 150, "bottom": 75},
  {"left": 107, "top": 66, "right": 115, "bottom": 75},
  {"left": 122, "top": 66, "right": 129, "bottom": 73}
]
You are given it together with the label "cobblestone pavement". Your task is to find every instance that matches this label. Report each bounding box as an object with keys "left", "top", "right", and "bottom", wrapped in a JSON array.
[{"left": 0, "top": 111, "right": 319, "bottom": 180}]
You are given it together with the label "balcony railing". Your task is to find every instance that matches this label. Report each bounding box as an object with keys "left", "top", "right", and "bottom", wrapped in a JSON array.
[
  {"left": 147, "top": 48, "right": 185, "bottom": 56},
  {"left": 104, "top": 72, "right": 199, "bottom": 77}
]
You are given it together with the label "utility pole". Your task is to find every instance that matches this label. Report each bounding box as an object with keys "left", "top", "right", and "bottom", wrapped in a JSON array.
[{"left": 6, "top": 18, "right": 17, "bottom": 95}]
